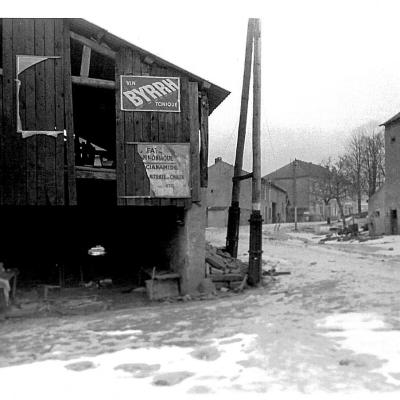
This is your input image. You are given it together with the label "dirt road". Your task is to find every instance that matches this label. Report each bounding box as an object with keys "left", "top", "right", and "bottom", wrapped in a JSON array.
[{"left": 1, "top": 225, "right": 400, "bottom": 399}]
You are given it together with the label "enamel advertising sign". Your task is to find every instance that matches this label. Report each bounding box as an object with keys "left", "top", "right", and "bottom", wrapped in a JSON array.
[
  {"left": 136, "top": 143, "right": 190, "bottom": 198},
  {"left": 120, "top": 75, "right": 180, "bottom": 112}
]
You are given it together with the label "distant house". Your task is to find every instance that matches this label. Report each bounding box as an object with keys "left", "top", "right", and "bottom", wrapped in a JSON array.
[
  {"left": 207, "top": 157, "right": 288, "bottom": 227},
  {"left": 368, "top": 112, "right": 400, "bottom": 235},
  {"left": 263, "top": 160, "right": 336, "bottom": 222},
  {"left": 262, "top": 179, "right": 288, "bottom": 224},
  {"left": 207, "top": 158, "right": 252, "bottom": 227}
]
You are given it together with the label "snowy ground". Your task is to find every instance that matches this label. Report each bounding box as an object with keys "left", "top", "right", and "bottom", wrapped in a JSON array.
[{"left": 1, "top": 222, "right": 400, "bottom": 400}]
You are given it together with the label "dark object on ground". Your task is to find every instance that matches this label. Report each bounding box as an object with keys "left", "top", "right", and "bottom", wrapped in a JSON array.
[
  {"left": 338, "top": 223, "right": 358, "bottom": 236},
  {"left": 262, "top": 270, "right": 291, "bottom": 276}
]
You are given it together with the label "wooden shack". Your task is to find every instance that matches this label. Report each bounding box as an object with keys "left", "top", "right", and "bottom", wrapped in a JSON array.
[{"left": 0, "top": 18, "right": 229, "bottom": 294}]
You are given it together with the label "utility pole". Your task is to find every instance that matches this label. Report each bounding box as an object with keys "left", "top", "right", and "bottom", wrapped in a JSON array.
[
  {"left": 293, "top": 159, "right": 298, "bottom": 231},
  {"left": 248, "top": 18, "right": 262, "bottom": 286},
  {"left": 226, "top": 19, "right": 254, "bottom": 257}
]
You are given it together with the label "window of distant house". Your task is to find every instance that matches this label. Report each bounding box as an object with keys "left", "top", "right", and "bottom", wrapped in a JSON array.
[{"left": 391, "top": 137, "right": 396, "bottom": 143}]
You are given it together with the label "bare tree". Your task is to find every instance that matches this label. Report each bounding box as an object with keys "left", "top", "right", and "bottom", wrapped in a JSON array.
[
  {"left": 344, "top": 121, "right": 385, "bottom": 207},
  {"left": 311, "top": 162, "right": 332, "bottom": 223},
  {"left": 314, "top": 158, "right": 351, "bottom": 227},
  {"left": 363, "top": 127, "right": 385, "bottom": 197},
  {"left": 343, "top": 130, "right": 366, "bottom": 214}
]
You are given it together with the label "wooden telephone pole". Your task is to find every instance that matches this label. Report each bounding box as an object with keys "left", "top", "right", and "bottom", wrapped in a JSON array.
[
  {"left": 226, "top": 19, "right": 255, "bottom": 258},
  {"left": 248, "top": 18, "right": 262, "bottom": 286},
  {"left": 293, "top": 159, "right": 298, "bottom": 231},
  {"left": 226, "top": 18, "right": 263, "bottom": 285}
]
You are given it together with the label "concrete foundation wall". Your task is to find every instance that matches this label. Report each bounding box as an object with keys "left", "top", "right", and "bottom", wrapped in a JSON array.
[
  {"left": 207, "top": 209, "right": 228, "bottom": 227},
  {"left": 168, "top": 188, "right": 207, "bottom": 295}
]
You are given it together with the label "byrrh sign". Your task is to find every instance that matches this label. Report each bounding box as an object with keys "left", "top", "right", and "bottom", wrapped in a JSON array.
[{"left": 120, "top": 76, "right": 180, "bottom": 112}]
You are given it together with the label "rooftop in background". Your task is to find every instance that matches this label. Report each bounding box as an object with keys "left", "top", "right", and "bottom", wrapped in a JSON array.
[
  {"left": 69, "top": 18, "right": 230, "bottom": 115},
  {"left": 261, "top": 180, "right": 287, "bottom": 194},
  {"left": 209, "top": 157, "right": 250, "bottom": 176},
  {"left": 210, "top": 157, "right": 287, "bottom": 193},
  {"left": 380, "top": 111, "right": 400, "bottom": 127},
  {"left": 263, "top": 159, "right": 329, "bottom": 180}
]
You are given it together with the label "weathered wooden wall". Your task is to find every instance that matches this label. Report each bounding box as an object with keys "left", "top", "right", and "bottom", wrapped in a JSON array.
[
  {"left": 115, "top": 46, "right": 201, "bottom": 207},
  {"left": 0, "top": 18, "right": 76, "bottom": 205},
  {"left": 0, "top": 71, "right": 3, "bottom": 205}
]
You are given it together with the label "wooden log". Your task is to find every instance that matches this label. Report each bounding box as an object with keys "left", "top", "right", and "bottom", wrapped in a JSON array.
[
  {"left": 251, "top": 18, "right": 262, "bottom": 212},
  {"left": 153, "top": 273, "right": 180, "bottom": 280},
  {"left": 210, "top": 273, "right": 244, "bottom": 282},
  {"left": 80, "top": 45, "right": 91, "bottom": 77},
  {"left": 75, "top": 166, "right": 116, "bottom": 180},
  {"left": 226, "top": 18, "right": 254, "bottom": 257},
  {"left": 71, "top": 76, "right": 115, "bottom": 89},
  {"left": 248, "top": 18, "right": 262, "bottom": 286},
  {"left": 188, "top": 82, "right": 200, "bottom": 202},
  {"left": 237, "top": 274, "right": 248, "bottom": 292},
  {"left": 70, "top": 31, "right": 116, "bottom": 60},
  {"left": 233, "top": 172, "right": 253, "bottom": 182},
  {"left": 115, "top": 48, "right": 126, "bottom": 205},
  {"left": 205, "top": 255, "right": 226, "bottom": 271},
  {"left": 231, "top": 18, "right": 254, "bottom": 204},
  {"left": 200, "top": 92, "right": 209, "bottom": 188}
]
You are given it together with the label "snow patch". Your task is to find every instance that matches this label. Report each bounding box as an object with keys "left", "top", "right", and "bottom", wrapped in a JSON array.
[{"left": 317, "top": 313, "right": 400, "bottom": 386}]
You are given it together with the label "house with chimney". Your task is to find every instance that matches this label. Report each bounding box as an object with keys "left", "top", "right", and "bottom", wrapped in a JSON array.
[
  {"left": 263, "top": 160, "right": 337, "bottom": 222},
  {"left": 207, "top": 157, "right": 288, "bottom": 227}
]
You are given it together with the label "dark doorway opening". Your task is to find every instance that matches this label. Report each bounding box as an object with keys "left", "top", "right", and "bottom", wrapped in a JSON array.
[
  {"left": 391, "top": 209, "right": 398, "bottom": 235},
  {"left": 272, "top": 202, "right": 277, "bottom": 223},
  {"left": 0, "top": 206, "right": 183, "bottom": 286}
]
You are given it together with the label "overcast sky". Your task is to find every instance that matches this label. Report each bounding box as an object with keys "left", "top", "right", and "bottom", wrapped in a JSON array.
[{"left": 6, "top": 0, "right": 400, "bottom": 174}]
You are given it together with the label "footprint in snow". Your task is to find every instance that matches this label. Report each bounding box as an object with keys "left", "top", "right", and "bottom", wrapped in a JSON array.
[
  {"left": 114, "top": 363, "right": 160, "bottom": 378},
  {"left": 153, "top": 371, "right": 194, "bottom": 386}
]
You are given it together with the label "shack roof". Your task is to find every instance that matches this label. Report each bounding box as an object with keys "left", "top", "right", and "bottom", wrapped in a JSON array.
[
  {"left": 380, "top": 111, "right": 400, "bottom": 127},
  {"left": 69, "top": 18, "right": 230, "bottom": 115}
]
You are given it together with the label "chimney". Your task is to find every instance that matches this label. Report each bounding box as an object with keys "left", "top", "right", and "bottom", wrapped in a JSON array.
[{"left": 215, "top": 157, "right": 222, "bottom": 164}]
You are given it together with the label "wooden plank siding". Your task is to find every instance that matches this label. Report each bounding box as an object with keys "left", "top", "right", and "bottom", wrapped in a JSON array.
[
  {"left": 63, "top": 19, "right": 77, "bottom": 205},
  {"left": 0, "top": 66, "right": 2, "bottom": 206},
  {"left": 1, "top": 18, "right": 213, "bottom": 207},
  {"left": 115, "top": 47, "right": 196, "bottom": 207},
  {"left": 115, "top": 47, "right": 126, "bottom": 205},
  {"left": 0, "top": 19, "right": 3, "bottom": 205},
  {"left": 188, "top": 82, "right": 200, "bottom": 202},
  {"left": 0, "top": 18, "right": 75, "bottom": 206},
  {"left": 2, "top": 18, "right": 21, "bottom": 204},
  {"left": 200, "top": 91, "right": 209, "bottom": 188}
]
